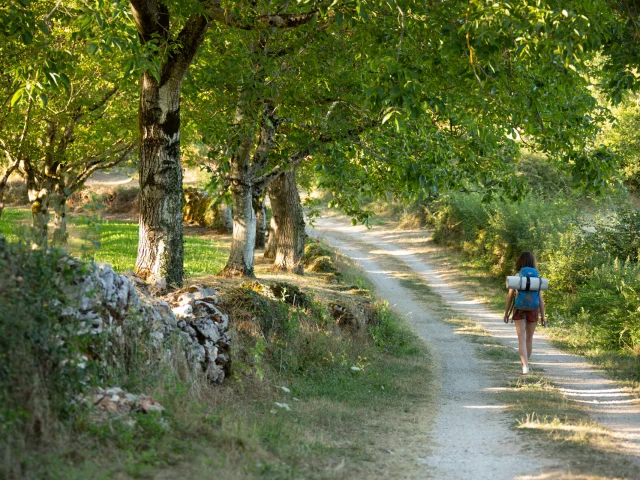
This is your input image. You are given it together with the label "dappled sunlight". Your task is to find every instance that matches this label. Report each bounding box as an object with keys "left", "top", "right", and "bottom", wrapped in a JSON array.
[{"left": 369, "top": 248, "right": 413, "bottom": 256}]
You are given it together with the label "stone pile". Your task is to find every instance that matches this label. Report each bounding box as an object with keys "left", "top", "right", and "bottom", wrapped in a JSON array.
[
  {"left": 163, "top": 286, "right": 231, "bottom": 384},
  {"left": 89, "top": 387, "right": 165, "bottom": 415},
  {"left": 59, "top": 260, "right": 231, "bottom": 384},
  {"left": 329, "top": 301, "right": 376, "bottom": 332}
]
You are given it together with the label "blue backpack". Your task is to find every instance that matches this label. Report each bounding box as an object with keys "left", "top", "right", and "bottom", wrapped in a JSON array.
[{"left": 514, "top": 267, "right": 540, "bottom": 312}]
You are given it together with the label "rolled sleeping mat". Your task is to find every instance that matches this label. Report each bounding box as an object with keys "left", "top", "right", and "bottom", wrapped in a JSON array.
[{"left": 506, "top": 276, "right": 549, "bottom": 291}]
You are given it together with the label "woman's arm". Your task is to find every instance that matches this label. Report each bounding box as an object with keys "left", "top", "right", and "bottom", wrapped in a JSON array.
[
  {"left": 539, "top": 293, "right": 546, "bottom": 327},
  {"left": 504, "top": 289, "right": 515, "bottom": 323}
]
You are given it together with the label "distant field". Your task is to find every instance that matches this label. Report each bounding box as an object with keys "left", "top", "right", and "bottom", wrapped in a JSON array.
[{"left": 0, "top": 208, "right": 227, "bottom": 277}]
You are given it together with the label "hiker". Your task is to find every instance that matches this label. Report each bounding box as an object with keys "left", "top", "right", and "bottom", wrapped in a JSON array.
[{"left": 503, "top": 252, "right": 546, "bottom": 375}]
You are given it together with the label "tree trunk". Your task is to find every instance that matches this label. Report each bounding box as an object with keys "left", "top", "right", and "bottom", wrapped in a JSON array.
[
  {"left": 28, "top": 187, "right": 51, "bottom": 248},
  {"left": 135, "top": 72, "right": 184, "bottom": 287},
  {"left": 0, "top": 163, "right": 19, "bottom": 218},
  {"left": 52, "top": 194, "right": 68, "bottom": 247},
  {"left": 264, "top": 203, "right": 277, "bottom": 258},
  {"left": 130, "top": 7, "right": 209, "bottom": 287},
  {"left": 217, "top": 203, "right": 233, "bottom": 233},
  {"left": 220, "top": 181, "right": 256, "bottom": 277},
  {"left": 269, "top": 169, "right": 306, "bottom": 274},
  {"left": 255, "top": 196, "right": 267, "bottom": 249}
]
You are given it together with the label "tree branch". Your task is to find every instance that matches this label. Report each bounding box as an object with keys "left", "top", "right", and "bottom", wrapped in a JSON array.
[
  {"left": 161, "top": 13, "right": 209, "bottom": 85},
  {"left": 130, "top": 0, "right": 170, "bottom": 43},
  {"left": 71, "top": 142, "right": 136, "bottom": 189},
  {"left": 254, "top": 149, "right": 310, "bottom": 191}
]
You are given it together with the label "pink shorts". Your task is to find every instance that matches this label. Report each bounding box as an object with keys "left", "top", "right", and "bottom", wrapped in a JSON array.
[{"left": 513, "top": 309, "right": 538, "bottom": 323}]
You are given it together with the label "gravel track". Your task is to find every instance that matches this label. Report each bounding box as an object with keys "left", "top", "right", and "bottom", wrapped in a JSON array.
[
  {"left": 311, "top": 220, "right": 558, "bottom": 479},
  {"left": 311, "top": 218, "right": 640, "bottom": 478}
]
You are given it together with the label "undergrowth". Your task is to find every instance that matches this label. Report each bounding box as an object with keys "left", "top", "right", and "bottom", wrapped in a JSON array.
[{"left": 0, "top": 233, "right": 431, "bottom": 478}]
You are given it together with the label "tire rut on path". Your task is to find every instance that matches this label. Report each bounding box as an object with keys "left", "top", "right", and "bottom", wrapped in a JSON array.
[{"left": 310, "top": 220, "right": 560, "bottom": 480}]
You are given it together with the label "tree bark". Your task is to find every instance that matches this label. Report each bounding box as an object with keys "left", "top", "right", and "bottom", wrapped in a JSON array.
[
  {"left": 130, "top": 3, "right": 209, "bottom": 287},
  {"left": 27, "top": 184, "right": 51, "bottom": 248},
  {"left": 135, "top": 72, "right": 185, "bottom": 286},
  {"left": 264, "top": 201, "right": 277, "bottom": 258},
  {"left": 221, "top": 180, "right": 256, "bottom": 276},
  {"left": 52, "top": 193, "right": 68, "bottom": 247},
  {"left": 219, "top": 100, "right": 274, "bottom": 277},
  {"left": 255, "top": 195, "right": 267, "bottom": 249},
  {"left": 268, "top": 168, "right": 306, "bottom": 274}
]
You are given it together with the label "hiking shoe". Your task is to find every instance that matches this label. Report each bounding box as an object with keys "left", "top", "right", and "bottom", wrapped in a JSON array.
[{"left": 522, "top": 365, "right": 530, "bottom": 375}]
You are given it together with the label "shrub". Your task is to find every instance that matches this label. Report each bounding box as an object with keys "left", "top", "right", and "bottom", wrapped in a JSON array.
[
  {"left": 430, "top": 190, "right": 640, "bottom": 362},
  {"left": 431, "top": 192, "right": 490, "bottom": 246},
  {"left": 0, "top": 239, "right": 91, "bottom": 452},
  {"left": 594, "top": 207, "right": 640, "bottom": 262},
  {"left": 432, "top": 192, "right": 573, "bottom": 275},
  {"left": 515, "top": 153, "right": 571, "bottom": 197},
  {"left": 0, "top": 238, "right": 160, "bottom": 476},
  {"left": 304, "top": 240, "right": 334, "bottom": 264}
]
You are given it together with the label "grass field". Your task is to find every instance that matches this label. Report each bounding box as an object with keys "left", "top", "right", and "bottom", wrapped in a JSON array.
[{"left": 0, "top": 208, "right": 228, "bottom": 276}]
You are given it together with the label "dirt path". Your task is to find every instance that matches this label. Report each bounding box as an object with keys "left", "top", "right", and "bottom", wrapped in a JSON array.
[
  {"left": 311, "top": 218, "right": 640, "bottom": 478},
  {"left": 310, "top": 220, "right": 558, "bottom": 479}
]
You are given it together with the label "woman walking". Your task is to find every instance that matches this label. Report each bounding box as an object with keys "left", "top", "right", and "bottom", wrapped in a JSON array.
[{"left": 504, "top": 252, "right": 546, "bottom": 374}]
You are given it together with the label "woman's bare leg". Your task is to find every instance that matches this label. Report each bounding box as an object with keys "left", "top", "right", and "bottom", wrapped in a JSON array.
[
  {"left": 514, "top": 320, "right": 528, "bottom": 368},
  {"left": 526, "top": 321, "right": 537, "bottom": 360}
]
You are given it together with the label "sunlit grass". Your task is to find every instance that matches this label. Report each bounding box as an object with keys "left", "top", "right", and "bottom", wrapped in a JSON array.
[{"left": 0, "top": 208, "right": 227, "bottom": 276}]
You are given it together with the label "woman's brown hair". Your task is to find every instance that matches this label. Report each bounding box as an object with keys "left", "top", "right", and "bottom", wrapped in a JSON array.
[{"left": 515, "top": 251, "right": 537, "bottom": 271}]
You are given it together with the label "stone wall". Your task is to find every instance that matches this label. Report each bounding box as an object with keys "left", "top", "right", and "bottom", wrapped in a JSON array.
[{"left": 61, "top": 261, "right": 231, "bottom": 383}]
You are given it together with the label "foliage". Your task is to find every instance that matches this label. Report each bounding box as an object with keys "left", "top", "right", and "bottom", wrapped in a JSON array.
[
  {"left": 600, "top": 1, "right": 640, "bottom": 102},
  {"left": 0, "top": 238, "right": 156, "bottom": 475},
  {"left": 0, "top": 0, "right": 139, "bottom": 244},
  {"left": 516, "top": 152, "right": 572, "bottom": 197},
  {"left": 0, "top": 239, "right": 91, "bottom": 448},
  {"left": 594, "top": 207, "right": 640, "bottom": 262},
  {"left": 598, "top": 93, "right": 640, "bottom": 190}
]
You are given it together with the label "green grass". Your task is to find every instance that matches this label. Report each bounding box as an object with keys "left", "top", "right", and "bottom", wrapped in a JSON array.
[
  {"left": 55, "top": 286, "right": 433, "bottom": 479},
  {"left": 0, "top": 208, "right": 227, "bottom": 276}
]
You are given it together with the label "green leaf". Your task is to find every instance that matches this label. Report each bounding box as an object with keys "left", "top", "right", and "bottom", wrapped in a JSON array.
[
  {"left": 38, "top": 93, "right": 48, "bottom": 108},
  {"left": 356, "top": 2, "right": 368, "bottom": 22},
  {"left": 87, "top": 43, "right": 99, "bottom": 55},
  {"left": 10, "top": 88, "right": 25, "bottom": 107},
  {"left": 21, "top": 31, "right": 33, "bottom": 45},
  {"left": 336, "top": 11, "right": 343, "bottom": 26},
  {"left": 381, "top": 110, "right": 395, "bottom": 124},
  {"left": 59, "top": 73, "right": 71, "bottom": 92},
  {"left": 123, "top": 58, "right": 134, "bottom": 75}
]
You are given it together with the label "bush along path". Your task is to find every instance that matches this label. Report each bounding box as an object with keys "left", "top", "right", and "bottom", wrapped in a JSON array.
[{"left": 311, "top": 217, "right": 640, "bottom": 478}]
